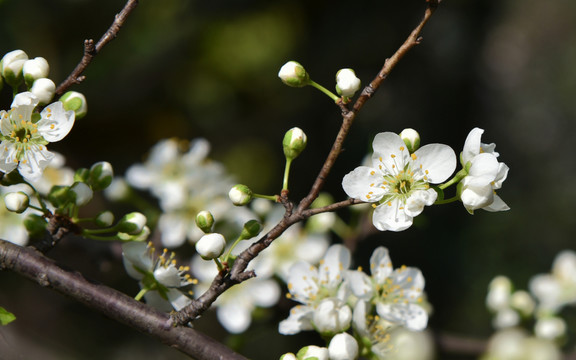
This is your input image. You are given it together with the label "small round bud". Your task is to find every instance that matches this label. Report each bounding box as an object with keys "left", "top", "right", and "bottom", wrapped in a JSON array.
[
  {"left": 59, "top": 91, "right": 88, "bottom": 119},
  {"left": 399, "top": 128, "right": 421, "bottom": 153},
  {"left": 283, "top": 127, "right": 307, "bottom": 161},
  {"left": 1, "top": 50, "right": 28, "bottom": 87},
  {"left": 30, "top": 78, "right": 55, "bottom": 105},
  {"left": 117, "top": 212, "right": 147, "bottom": 235},
  {"left": 195, "top": 233, "right": 226, "bottom": 260},
  {"left": 70, "top": 182, "right": 93, "bottom": 207},
  {"left": 95, "top": 211, "right": 115, "bottom": 227},
  {"left": 335, "top": 68, "right": 361, "bottom": 97},
  {"left": 229, "top": 184, "right": 253, "bottom": 206},
  {"left": 104, "top": 178, "right": 131, "bottom": 202},
  {"left": 328, "top": 332, "right": 359, "bottom": 360},
  {"left": 195, "top": 210, "right": 215, "bottom": 233},
  {"left": 22, "top": 57, "right": 49, "bottom": 87},
  {"left": 118, "top": 226, "right": 150, "bottom": 242},
  {"left": 535, "top": 317, "right": 566, "bottom": 340},
  {"left": 240, "top": 219, "right": 262, "bottom": 240},
  {"left": 279, "top": 353, "right": 297, "bottom": 360},
  {"left": 278, "top": 61, "right": 310, "bottom": 87},
  {"left": 296, "top": 345, "right": 329, "bottom": 360},
  {"left": 24, "top": 213, "right": 47, "bottom": 239},
  {"left": 312, "top": 298, "right": 352, "bottom": 336},
  {"left": 510, "top": 290, "right": 535, "bottom": 317},
  {"left": 89, "top": 161, "right": 114, "bottom": 191},
  {"left": 486, "top": 275, "right": 512, "bottom": 312},
  {"left": 4, "top": 191, "right": 30, "bottom": 213},
  {"left": 47, "top": 185, "right": 71, "bottom": 208}
]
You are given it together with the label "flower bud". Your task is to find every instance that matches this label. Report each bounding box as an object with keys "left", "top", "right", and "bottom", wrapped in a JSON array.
[
  {"left": 296, "top": 346, "right": 329, "bottom": 360},
  {"left": 59, "top": 91, "right": 88, "bottom": 119},
  {"left": 229, "top": 184, "right": 253, "bottom": 206},
  {"left": 312, "top": 298, "right": 352, "bottom": 336},
  {"left": 118, "top": 226, "right": 150, "bottom": 242},
  {"left": 89, "top": 161, "right": 114, "bottom": 191},
  {"left": 22, "top": 57, "right": 49, "bottom": 87},
  {"left": 47, "top": 185, "right": 71, "bottom": 208},
  {"left": 104, "top": 178, "right": 131, "bottom": 202},
  {"left": 30, "top": 78, "right": 55, "bottom": 105},
  {"left": 95, "top": 211, "right": 115, "bottom": 227},
  {"left": 336, "top": 68, "right": 361, "bottom": 97},
  {"left": 24, "top": 213, "right": 47, "bottom": 238},
  {"left": 70, "top": 182, "right": 93, "bottom": 206},
  {"left": 239, "top": 219, "right": 262, "bottom": 240},
  {"left": 510, "top": 290, "right": 535, "bottom": 317},
  {"left": 400, "top": 128, "right": 421, "bottom": 153},
  {"left": 486, "top": 276, "right": 512, "bottom": 312},
  {"left": 283, "top": 127, "right": 307, "bottom": 161},
  {"left": 1, "top": 50, "right": 28, "bottom": 87},
  {"left": 278, "top": 61, "right": 310, "bottom": 87},
  {"left": 195, "top": 233, "right": 226, "bottom": 260},
  {"left": 328, "top": 332, "right": 359, "bottom": 360},
  {"left": 535, "top": 317, "right": 566, "bottom": 340},
  {"left": 195, "top": 210, "right": 215, "bottom": 233},
  {"left": 279, "top": 353, "right": 297, "bottom": 360},
  {"left": 117, "top": 212, "right": 147, "bottom": 235},
  {"left": 4, "top": 191, "right": 30, "bottom": 213}
]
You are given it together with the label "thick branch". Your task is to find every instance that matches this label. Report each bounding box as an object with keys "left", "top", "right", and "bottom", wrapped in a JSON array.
[
  {"left": 0, "top": 239, "right": 247, "bottom": 360},
  {"left": 55, "top": 0, "right": 139, "bottom": 95}
]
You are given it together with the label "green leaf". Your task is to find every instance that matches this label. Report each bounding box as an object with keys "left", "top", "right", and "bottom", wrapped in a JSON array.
[{"left": 0, "top": 306, "right": 16, "bottom": 325}]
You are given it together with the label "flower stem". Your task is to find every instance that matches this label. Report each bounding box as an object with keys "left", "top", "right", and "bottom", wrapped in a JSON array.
[
  {"left": 134, "top": 288, "right": 149, "bottom": 301},
  {"left": 253, "top": 193, "right": 278, "bottom": 202},
  {"left": 222, "top": 236, "right": 244, "bottom": 263},
  {"left": 283, "top": 158, "right": 293, "bottom": 191},
  {"left": 309, "top": 80, "right": 339, "bottom": 102},
  {"left": 438, "top": 168, "right": 468, "bottom": 190},
  {"left": 434, "top": 195, "right": 460, "bottom": 205}
]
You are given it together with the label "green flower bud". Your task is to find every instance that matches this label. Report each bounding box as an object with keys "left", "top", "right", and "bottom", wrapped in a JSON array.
[
  {"left": 296, "top": 345, "right": 329, "bottom": 360},
  {"left": 70, "top": 182, "right": 93, "bottom": 207},
  {"left": 229, "top": 184, "right": 253, "bottom": 206},
  {"left": 59, "top": 91, "right": 88, "bottom": 119},
  {"left": 74, "top": 167, "right": 90, "bottom": 183},
  {"left": 30, "top": 78, "right": 55, "bottom": 105},
  {"left": 278, "top": 61, "right": 310, "bottom": 87},
  {"left": 283, "top": 127, "right": 307, "bottom": 161},
  {"left": 280, "top": 354, "right": 297, "bottom": 360},
  {"left": 399, "top": 128, "right": 420, "bottom": 153},
  {"left": 95, "top": 211, "right": 115, "bottom": 227},
  {"left": 195, "top": 210, "right": 215, "bottom": 233},
  {"left": 117, "top": 212, "right": 147, "bottom": 235},
  {"left": 24, "top": 213, "right": 47, "bottom": 239},
  {"left": 1, "top": 50, "right": 28, "bottom": 88},
  {"left": 118, "top": 226, "right": 150, "bottom": 242},
  {"left": 195, "top": 233, "right": 226, "bottom": 260},
  {"left": 22, "top": 57, "right": 49, "bottom": 88},
  {"left": 89, "top": 161, "right": 113, "bottom": 191},
  {"left": 4, "top": 192, "right": 30, "bottom": 213},
  {"left": 47, "top": 185, "right": 71, "bottom": 208},
  {"left": 239, "top": 219, "right": 262, "bottom": 240}
]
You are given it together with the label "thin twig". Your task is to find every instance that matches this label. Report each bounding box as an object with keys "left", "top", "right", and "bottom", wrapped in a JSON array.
[
  {"left": 55, "top": 0, "right": 139, "bottom": 95},
  {"left": 173, "top": 0, "right": 442, "bottom": 326},
  {"left": 0, "top": 239, "right": 247, "bottom": 360}
]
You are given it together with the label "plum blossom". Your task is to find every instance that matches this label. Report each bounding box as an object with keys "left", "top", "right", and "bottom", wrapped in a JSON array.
[
  {"left": 0, "top": 92, "right": 75, "bottom": 181},
  {"left": 342, "top": 131, "right": 456, "bottom": 231},
  {"left": 529, "top": 250, "right": 576, "bottom": 314},
  {"left": 347, "top": 246, "right": 428, "bottom": 331},
  {"left": 459, "top": 127, "right": 509, "bottom": 213}
]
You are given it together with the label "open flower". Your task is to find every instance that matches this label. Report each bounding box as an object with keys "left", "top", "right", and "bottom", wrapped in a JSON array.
[
  {"left": 342, "top": 132, "right": 456, "bottom": 231},
  {"left": 459, "top": 128, "right": 509, "bottom": 213},
  {"left": 0, "top": 92, "right": 75, "bottom": 181}
]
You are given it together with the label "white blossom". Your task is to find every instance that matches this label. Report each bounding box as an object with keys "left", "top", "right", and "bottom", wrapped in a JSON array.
[
  {"left": 336, "top": 68, "right": 361, "bottom": 97},
  {"left": 343, "top": 132, "right": 456, "bottom": 231}
]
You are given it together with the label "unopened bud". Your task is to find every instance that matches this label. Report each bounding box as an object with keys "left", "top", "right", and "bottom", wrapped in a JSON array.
[
  {"left": 30, "top": 78, "right": 55, "bottom": 105},
  {"left": 229, "top": 184, "right": 253, "bottom": 206},
  {"left": 23, "top": 57, "right": 49, "bottom": 87},
  {"left": 195, "top": 233, "right": 226, "bottom": 260},
  {"left": 278, "top": 61, "right": 310, "bottom": 87},
  {"left": 328, "top": 332, "right": 359, "bottom": 360},
  {"left": 296, "top": 346, "right": 329, "bottom": 360},
  {"left": 279, "top": 353, "right": 297, "bottom": 360},
  {"left": 59, "top": 91, "right": 88, "bottom": 119},
  {"left": 240, "top": 219, "right": 262, "bottom": 240},
  {"left": 335, "top": 68, "right": 361, "bottom": 98},
  {"left": 400, "top": 128, "right": 421, "bottom": 153},
  {"left": 4, "top": 191, "right": 30, "bottom": 213},
  {"left": 283, "top": 127, "right": 307, "bottom": 161},
  {"left": 117, "top": 212, "right": 147, "bottom": 235},
  {"left": 1, "top": 50, "right": 28, "bottom": 87},
  {"left": 89, "top": 161, "right": 114, "bottom": 191},
  {"left": 195, "top": 210, "right": 215, "bottom": 233},
  {"left": 118, "top": 226, "right": 150, "bottom": 242},
  {"left": 95, "top": 211, "right": 115, "bottom": 227},
  {"left": 70, "top": 182, "right": 93, "bottom": 206}
]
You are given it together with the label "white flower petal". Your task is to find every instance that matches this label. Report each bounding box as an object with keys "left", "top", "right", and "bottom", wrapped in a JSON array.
[
  {"left": 38, "top": 102, "right": 75, "bottom": 142},
  {"left": 468, "top": 153, "right": 499, "bottom": 178},
  {"left": 413, "top": 143, "right": 456, "bottom": 183},
  {"left": 346, "top": 270, "right": 374, "bottom": 299},
  {"left": 342, "top": 166, "right": 385, "bottom": 202},
  {"left": 18, "top": 146, "right": 55, "bottom": 181},
  {"left": 462, "top": 127, "right": 484, "bottom": 164},
  {"left": 319, "top": 244, "right": 351, "bottom": 288},
  {"left": 370, "top": 246, "right": 393, "bottom": 284},
  {"left": 287, "top": 261, "right": 320, "bottom": 303},
  {"left": 279, "top": 305, "right": 314, "bottom": 335},
  {"left": 217, "top": 302, "right": 252, "bottom": 334},
  {"left": 373, "top": 199, "right": 413, "bottom": 231},
  {"left": 404, "top": 189, "right": 437, "bottom": 217},
  {"left": 372, "top": 132, "right": 410, "bottom": 174},
  {"left": 483, "top": 194, "right": 510, "bottom": 212},
  {"left": 249, "top": 279, "right": 281, "bottom": 307},
  {"left": 376, "top": 302, "right": 428, "bottom": 331}
]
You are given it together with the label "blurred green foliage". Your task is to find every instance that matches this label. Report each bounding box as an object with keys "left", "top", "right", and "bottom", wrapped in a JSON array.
[{"left": 1, "top": 0, "right": 576, "bottom": 359}]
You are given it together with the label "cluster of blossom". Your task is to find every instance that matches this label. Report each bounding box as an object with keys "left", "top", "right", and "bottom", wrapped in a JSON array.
[
  {"left": 481, "top": 250, "right": 576, "bottom": 359},
  {"left": 279, "top": 244, "right": 434, "bottom": 359}
]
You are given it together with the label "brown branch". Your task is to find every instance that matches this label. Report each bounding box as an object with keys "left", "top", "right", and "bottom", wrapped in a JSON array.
[
  {"left": 55, "top": 0, "right": 139, "bottom": 95},
  {"left": 0, "top": 239, "right": 247, "bottom": 360},
  {"left": 173, "top": 0, "right": 442, "bottom": 326}
]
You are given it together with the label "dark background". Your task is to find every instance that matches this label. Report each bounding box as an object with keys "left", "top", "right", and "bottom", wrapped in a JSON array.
[{"left": 1, "top": 0, "right": 575, "bottom": 359}]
